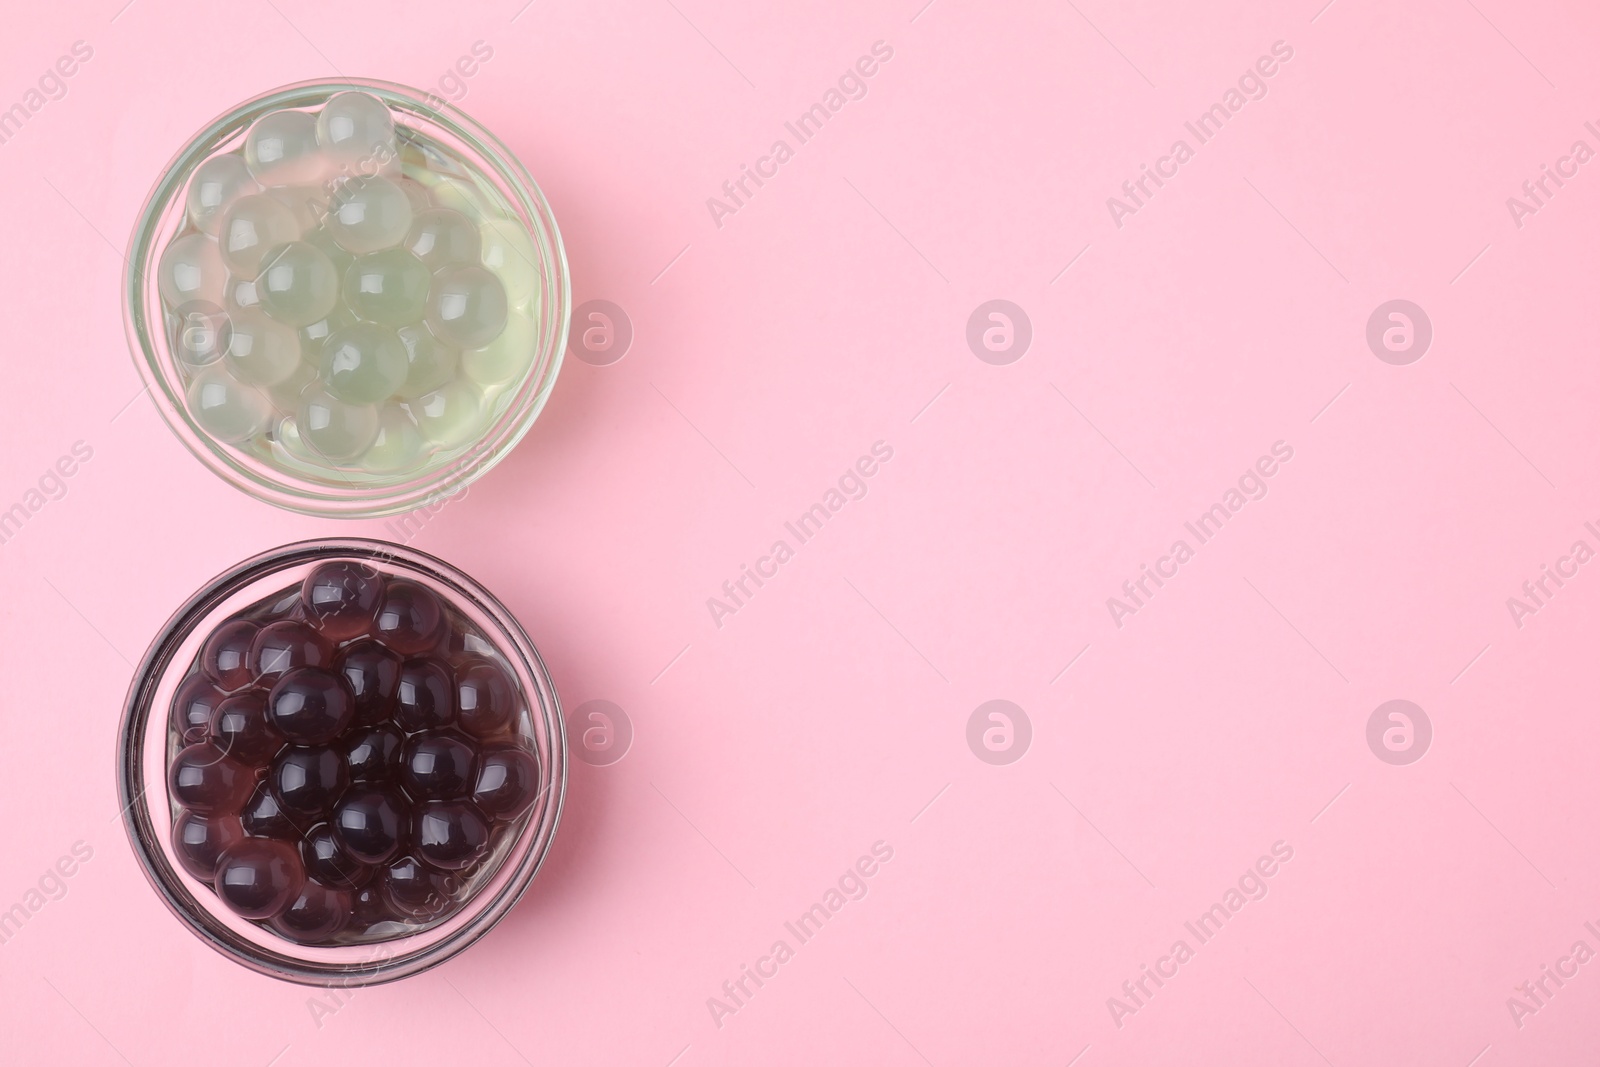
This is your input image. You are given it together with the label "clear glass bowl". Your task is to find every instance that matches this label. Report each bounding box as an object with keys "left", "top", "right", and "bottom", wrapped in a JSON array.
[
  {"left": 117, "top": 538, "right": 566, "bottom": 985},
  {"left": 124, "top": 80, "right": 570, "bottom": 517}
]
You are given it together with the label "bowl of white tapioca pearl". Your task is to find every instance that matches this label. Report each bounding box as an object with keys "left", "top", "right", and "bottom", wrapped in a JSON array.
[{"left": 125, "top": 81, "right": 570, "bottom": 517}]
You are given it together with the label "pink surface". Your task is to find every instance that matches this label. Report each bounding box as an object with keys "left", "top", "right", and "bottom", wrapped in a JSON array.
[{"left": 2, "top": 0, "right": 1598, "bottom": 1063}]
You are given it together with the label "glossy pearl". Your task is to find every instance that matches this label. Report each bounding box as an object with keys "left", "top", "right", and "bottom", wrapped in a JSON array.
[
  {"left": 399, "top": 733, "right": 478, "bottom": 800},
  {"left": 344, "top": 249, "right": 430, "bottom": 327},
  {"left": 408, "top": 379, "right": 486, "bottom": 450},
  {"left": 478, "top": 217, "right": 539, "bottom": 303},
  {"left": 172, "top": 672, "right": 226, "bottom": 744},
  {"left": 249, "top": 619, "right": 332, "bottom": 682},
  {"left": 302, "top": 560, "right": 383, "bottom": 639},
  {"left": 201, "top": 618, "right": 259, "bottom": 691},
  {"left": 344, "top": 723, "right": 404, "bottom": 782},
  {"left": 242, "top": 779, "right": 301, "bottom": 839},
  {"left": 321, "top": 323, "right": 408, "bottom": 403},
  {"left": 186, "top": 153, "right": 259, "bottom": 236},
  {"left": 187, "top": 365, "right": 271, "bottom": 444},
  {"left": 219, "top": 193, "right": 302, "bottom": 280},
  {"left": 425, "top": 264, "right": 507, "bottom": 349},
  {"left": 271, "top": 881, "right": 351, "bottom": 942},
  {"left": 266, "top": 184, "right": 331, "bottom": 232},
  {"left": 173, "top": 811, "right": 245, "bottom": 881},
  {"left": 333, "top": 788, "right": 407, "bottom": 865},
  {"left": 271, "top": 744, "right": 349, "bottom": 819},
  {"left": 158, "top": 232, "right": 226, "bottom": 308},
  {"left": 214, "top": 838, "right": 304, "bottom": 920},
  {"left": 456, "top": 660, "right": 515, "bottom": 739},
  {"left": 461, "top": 308, "right": 535, "bottom": 387},
  {"left": 224, "top": 308, "right": 303, "bottom": 388},
  {"left": 257, "top": 241, "right": 340, "bottom": 327},
  {"left": 373, "top": 580, "right": 445, "bottom": 655},
  {"left": 336, "top": 639, "right": 403, "bottom": 724},
  {"left": 244, "top": 109, "right": 324, "bottom": 184},
  {"left": 362, "top": 405, "right": 426, "bottom": 473},
  {"left": 393, "top": 325, "right": 458, "bottom": 399},
  {"left": 413, "top": 801, "right": 489, "bottom": 871},
  {"left": 298, "top": 387, "right": 380, "bottom": 463},
  {"left": 169, "top": 743, "right": 254, "bottom": 815},
  {"left": 405, "top": 208, "right": 480, "bottom": 270},
  {"left": 328, "top": 177, "right": 413, "bottom": 254},
  {"left": 316, "top": 91, "right": 397, "bottom": 171},
  {"left": 300, "top": 822, "right": 370, "bottom": 889},
  {"left": 210, "top": 689, "right": 283, "bottom": 765},
  {"left": 267, "top": 666, "right": 355, "bottom": 745},
  {"left": 171, "top": 301, "right": 233, "bottom": 368},
  {"left": 395, "top": 661, "right": 454, "bottom": 732},
  {"left": 380, "top": 855, "right": 451, "bottom": 919},
  {"left": 473, "top": 745, "right": 540, "bottom": 820}
]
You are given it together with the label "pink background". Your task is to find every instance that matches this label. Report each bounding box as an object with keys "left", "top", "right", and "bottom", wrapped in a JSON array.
[{"left": 2, "top": 0, "right": 1599, "bottom": 1063}]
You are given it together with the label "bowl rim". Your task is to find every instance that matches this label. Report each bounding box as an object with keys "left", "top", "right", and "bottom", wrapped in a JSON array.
[
  {"left": 116, "top": 537, "right": 567, "bottom": 985},
  {"left": 123, "top": 79, "right": 571, "bottom": 518}
]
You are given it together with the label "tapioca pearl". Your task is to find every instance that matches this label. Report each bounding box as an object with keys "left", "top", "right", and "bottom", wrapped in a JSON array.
[
  {"left": 298, "top": 388, "right": 380, "bottom": 463},
  {"left": 478, "top": 217, "right": 539, "bottom": 303},
  {"left": 202, "top": 618, "right": 260, "bottom": 691},
  {"left": 332, "top": 787, "right": 407, "bottom": 865},
  {"left": 302, "top": 223, "right": 355, "bottom": 281},
  {"left": 219, "top": 194, "right": 301, "bottom": 280},
  {"left": 172, "top": 672, "right": 227, "bottom": 743},
  {"left": 265, "top": 363, "right": 317, "bottom": 416},
  {"left": 302, "top": 560, "right": 383, "bottom": 640},
  {"left": 186, "top": 153, "right": 259, "bottom": 236},
  {"left": 455, "top": 660, "right": 514, "bottom": 739},
  {"left": 374, "top": 580, "right": 445, "bottom": 656},
  {"left": 336, "top": 639, "right": 403, "bottom": 724},
  {"left": 327, "top": 177, "right": 414, "bottom": 254},
  {"left": 343, "top": 249, "right": 430, "bottom": 327},
  {"left": 473, "top": 745, "right": 540, "bottom": 820},
  {"left": 242, "top": 779, "right": 301, "bottom": 839},
  {"left": 298, "top": 305, "right": 358, "bottom": 363},
  {"left": 170, "top": 743, "right": 254, "bottom": 815},
  {"left": 187, "top": 365, "right": 272, "bottom": 444},
  {"left": 345, "top": 723, "right": 404, "bottom": 782},
  {"left": 396, "top": 661, "right": 455, "bottom": 733},
  {"left": 414, "top": 801, "right": 489, "bottom": 871},
  {"left": 257, "top": 241, "right": 339, "bottom": 326},
  {"left": 224, "top": 308, "right": 303, "bottom": 388},
  {"left": 158, "top": 232, "right": 226, "bottom": 308},
  {"left": 392, "top": 325, "right": 458, "bottom": 399},
  {"left": 173, "top": 811, "right": 245, "bottom": 882},
  {"left": 426, "top": 265, "right": 506, "bottom": 350},
  {"left": 300, "top": 822, "right": 371, "bottom": 889},
  {"left": 210, "top": 689, "right": 283, "bottom": 766},
  {"left": 170, "top": 300, "right": 233, "bottom": 368},
  {"left": 271, "top": 744, "right": 349, "bottom": 820},
  {"left": 409, "top": 379, "right": 488, "bottom": 449},
  {"left": 271, "top": 880, "right": 351, "bottom": 943},
  {"left": 317, "top": 91, "right": 397, "bottom": 169},
  {"left": 461, "top": 308, "right": 536, "bottom": 387},
  {"left": 321, "top": 323, "right": 408, "bottom": 403},
  {"left": 362, "top": 405, "right": 427, "bottom": 473},
  {"left": 244, "top": 109, "right": 323, "bottom": 184},
  {"left": 249, "top": 618, "right": 332, "bottom": 682},
  {"left": 214, "top": 838, "right": 305, "bottom": 921},
  {"left": 380, "top": 855, "right": 450, "bottom": 919},
  {"left": 267, "top": 666, "right": 354, "bottom": 745},
  {"left": 405, "top": 208, "right": 481, "bottom": 270},
  {"left": 225, "top": 276, "right": 260, "bottom": 314}
]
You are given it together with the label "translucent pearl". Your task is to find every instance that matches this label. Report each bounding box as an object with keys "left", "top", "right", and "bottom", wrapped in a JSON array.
[
  {"left": 394, "top": 324, "right": 458, "bottom": 399},
  {"left": 478, "top": 218, "right": 539, "bottom": 303},
  {"left": 303, "top": 225, "right": 355, "bottom": 281},
  {"left": 170, "top": 301, "right": 232, "bottom": 368},
  {"left": 299, "top": 307, "right": 359, "bottom": 363},
  {"left": 321, "top": 323, "right": 408, "bottom": 403},
  {"left": 219, "top": 194, "right": 301, "bottom": 280},
  {"left": 405, "top": 208, "right": 480, "bottom": 270},
  {"left": 343, "top": 249, "right": 430, "bottom": 327},
  {"left": 188, "top": 365, "right": 271, "bottom": 443},
  {"left": 316, "top": 91, "right": 397, "bottom": 170},
  {"left": 327, "top": 177, "right": 413, "bottom": 254},
  {"left": 299, "top": 388, "right": 380, "bottom": 463},
  {"left": 363, "top": 404, "right": 426, "bottom": 472},
  {"left": 257, "top": 241, "right": 339, "bottom": 326},
  {"left": 225, "top": 276, "right": 260, "bottom": 314},
  {"left": 393, "top": 177, "right": 431, "bottom": 211},
  {"left": 244, "top": 109, "right": 324, "bottom": 184},
  {"left": 426, "top": 264, "right": 506, "bottom": 349},
  {"left": 409, "top": 379, "right": 487, "bottom": 449},
  {"left": 461, "top": 308, "right": 535, "bottom": 386},
  {"left": 266, "top": 361, "right": 317, "bottom": 414},
  {"left": 157, "top": 233, "right": 226, "bottom": 308},
  {"left": 225, "top": 308, "right": 303, "bottom": 387},
  {"left": 186, "top": 154, "right": 259, "bottom": 236},
  {"left": 428, "top": 175, "right": 488, "bottom": 221}
]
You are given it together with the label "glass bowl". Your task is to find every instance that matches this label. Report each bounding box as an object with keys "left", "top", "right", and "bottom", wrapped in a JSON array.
[
  {"left": 124, "top": 80, "right": 570, "bottom": 517},
  {"left": 117, "top": 538, "right": 566, "bottom": 985}
]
